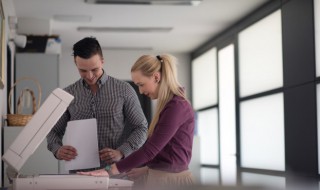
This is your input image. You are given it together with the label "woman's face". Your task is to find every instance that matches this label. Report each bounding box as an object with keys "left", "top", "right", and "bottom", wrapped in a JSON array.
[
  {"left": 75, "top": 54, "right": 104, "bottom": 86},
  {"left": 131, "top": 70, "right": 160, "bottom": 99}
]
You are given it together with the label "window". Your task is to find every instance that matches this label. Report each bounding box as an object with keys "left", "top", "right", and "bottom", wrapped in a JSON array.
[
  {"left": 191, "top": 47, "right": 217, "bottom": 110},
  {"left": 238, "top": 10, "right": 283, "bottom": 97},
  {"left": 197, "top": 108, "right": 219, "bottom": 165},
  {"left": 240, "top": 93, "right": 285, "bottom": 171}
]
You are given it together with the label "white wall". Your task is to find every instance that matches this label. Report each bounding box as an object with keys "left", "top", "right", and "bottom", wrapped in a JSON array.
[
  {"left": 0, "top": 0, "right": 16, "bottom": 186},
  {"left": 59, "top": 47, "right": 191, "bottom": 98},
  {"left": 1, "top": 0, "right": 16, "bottom": 116},
  {"left": 59, "top": 47, "right": 192, "bottom": 174},
  {"left": 1, "top": 0, "right": 192, "bottom": 185}
]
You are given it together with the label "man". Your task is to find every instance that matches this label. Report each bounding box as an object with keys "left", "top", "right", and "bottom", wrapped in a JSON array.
[{"left": 47, "top": 37, "right": 148, "bottom": 172}]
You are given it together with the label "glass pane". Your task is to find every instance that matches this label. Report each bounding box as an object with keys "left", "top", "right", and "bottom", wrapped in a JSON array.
[
  {"left": 239, "top": 10, "right": 283, "bottom": 97},
  {"left": 200, "top": 167, "right": 220, "bottom": 185},
  {"left": 192, "top": 47, "right": 217, "bottom": 110},
  {"left": 240, "top": 93, "right": 285, "bottom": 171},
  {"left": 189, "top": 135, "right": 201, "bottom": 182},
  {"left": 218, "top": 44, "right": 236, "bottom": 185},
  {"left": 315, "top": 0, "right": 320, "bottom": 76},
  {"left": 241, "top": 172, "right": 286, "bottom": 189},
  {"left": 197, "top": 108, "right": 219, "bottom": 165}
]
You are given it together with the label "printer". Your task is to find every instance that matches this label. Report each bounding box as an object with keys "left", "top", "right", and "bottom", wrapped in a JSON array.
[{"left": 2, "top": 88, "right": 133, "bottom": 190}]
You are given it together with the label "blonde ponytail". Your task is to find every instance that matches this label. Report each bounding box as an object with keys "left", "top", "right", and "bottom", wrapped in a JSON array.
[{"left": 131, "top": 54, "right": 188, "bottom": 137}]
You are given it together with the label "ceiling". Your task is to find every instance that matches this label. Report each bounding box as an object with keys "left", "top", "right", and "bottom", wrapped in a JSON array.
[{"left": 12, "top": 0, "right": 270, "bottom": 53}]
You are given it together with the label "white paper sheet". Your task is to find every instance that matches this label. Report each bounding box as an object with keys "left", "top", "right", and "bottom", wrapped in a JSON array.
[{"left": 64, "top": 118, "right": 100, "bottom": 171}]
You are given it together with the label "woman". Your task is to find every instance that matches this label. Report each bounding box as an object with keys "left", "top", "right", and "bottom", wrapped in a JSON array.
[{"left": 78, "top": 54, "right": 195, "bottom": 187}]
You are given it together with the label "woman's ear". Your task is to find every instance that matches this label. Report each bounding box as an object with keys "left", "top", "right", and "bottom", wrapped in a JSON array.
[{"left": 154, "top": 72, "right": 161, "bottom": 83}]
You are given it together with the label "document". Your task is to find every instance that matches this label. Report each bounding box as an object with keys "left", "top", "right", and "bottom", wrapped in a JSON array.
[{"left": 64, "top": 118, "right": 100, "bottom": 171}]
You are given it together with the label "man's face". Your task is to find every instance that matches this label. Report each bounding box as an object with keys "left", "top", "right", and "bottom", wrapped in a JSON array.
[{"left": 75, "top": 54, "right": 104, "bottom": 86}]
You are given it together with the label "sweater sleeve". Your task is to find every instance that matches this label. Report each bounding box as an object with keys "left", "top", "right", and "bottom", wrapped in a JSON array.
[{"left": 116, "top": 98, "right": 189, "bottom": 173}]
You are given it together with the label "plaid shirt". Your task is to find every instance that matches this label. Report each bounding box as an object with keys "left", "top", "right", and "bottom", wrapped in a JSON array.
[{"left": 47, "top": 72, "right": 148, "bottom": 168}]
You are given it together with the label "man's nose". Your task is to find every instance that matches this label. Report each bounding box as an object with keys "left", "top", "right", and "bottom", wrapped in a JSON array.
[{"left": 86, "top": 71, "right": 93, "bottom": 79}]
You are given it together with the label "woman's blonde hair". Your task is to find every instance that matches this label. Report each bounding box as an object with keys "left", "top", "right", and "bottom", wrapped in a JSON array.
[{"left": 131, "top": 54, "right": 188, "bottom": 137}]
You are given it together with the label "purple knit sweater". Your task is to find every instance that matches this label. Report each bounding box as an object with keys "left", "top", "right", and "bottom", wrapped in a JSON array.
[{"left": 116, "top": 95, "right": 195, "bottom": 173}]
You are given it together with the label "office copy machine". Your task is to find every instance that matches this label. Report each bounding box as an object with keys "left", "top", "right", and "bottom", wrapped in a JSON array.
[{"left": 2, "top": 88, "right": 133, "bottom": 190}]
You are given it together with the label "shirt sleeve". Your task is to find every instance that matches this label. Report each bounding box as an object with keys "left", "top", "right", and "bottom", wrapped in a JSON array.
[
  {"left": 116, "top": 99, "right": 188, "bottom": 172},
  {"left": 46, "top": 110, "right": 70, "bottom": 158},
  {"left": 116, "top": 84, "right": 148, "bottom": 157}
]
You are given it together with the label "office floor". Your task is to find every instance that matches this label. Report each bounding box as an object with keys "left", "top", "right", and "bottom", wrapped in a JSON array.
[
  {"left": 197, "top": 167, "right": 320, "bottom": 190},
  {"left": 2, "top": 168, "right": 319, "bottom": 190}
]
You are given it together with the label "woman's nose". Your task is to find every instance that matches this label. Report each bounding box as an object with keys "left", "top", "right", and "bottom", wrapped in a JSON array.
[{"left": 139, "top": 87, "right": 143, "bottom": 94}]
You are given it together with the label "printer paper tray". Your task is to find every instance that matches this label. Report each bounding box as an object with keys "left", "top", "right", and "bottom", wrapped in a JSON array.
[{"left": 13, "top": 174, "right": 133, "bottom": 190}]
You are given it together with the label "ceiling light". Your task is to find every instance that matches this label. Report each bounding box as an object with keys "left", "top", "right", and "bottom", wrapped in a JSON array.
[
  {"left": 85, "top": 0, "right": 202, "bottom": 6},
  {"left": 77, "top": 26, "right": 172, "bottom": 33},
  {"left": 53, "top": 15, "right": 92, "bottom": 22}
]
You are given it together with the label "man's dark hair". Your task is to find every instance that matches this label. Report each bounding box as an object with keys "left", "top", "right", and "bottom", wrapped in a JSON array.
[{"left": 72, "top": 37, "right": 103, "bottom": 59}]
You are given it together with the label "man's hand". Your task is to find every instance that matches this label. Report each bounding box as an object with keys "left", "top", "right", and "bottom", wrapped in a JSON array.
[
  {"left": 99, "top": 148, "right": 124, "bottom": 164},
  {"left": 56, "top": 145, "right": 77, "bottom": 161}
]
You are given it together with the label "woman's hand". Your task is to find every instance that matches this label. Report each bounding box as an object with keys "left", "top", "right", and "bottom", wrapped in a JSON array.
[
  {"left": 77, "top": 164, "right": 120, "bottom": 177},
  {"left": 56, "top": 145, "right": 77, "bottom": 161},
  {"left": 126, "top": 166, "right": 148, "bottom": 180},
  {"left": 77, "top": 168, "right": 109, "bottom": 177}
]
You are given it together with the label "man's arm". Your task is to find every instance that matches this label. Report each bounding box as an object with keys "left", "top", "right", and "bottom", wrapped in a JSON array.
[
  {"left": 46, "top": 110, "right": 70, "bottom": 158},
  {"left": 117, "top": 84, "right": 148, "bottom": 157}
]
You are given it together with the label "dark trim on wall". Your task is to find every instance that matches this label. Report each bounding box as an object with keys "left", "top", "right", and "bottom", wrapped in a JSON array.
[
  {"left": 284, "top": 83, "right": 318, "bottom": 176},
  {"left": 216, "top": 48, "right": 221, "bottom": 171},
  {"left": 191, "top": 0, "right": 284, "bottom": 176},
  {"left": 240, "top": 167, "right": 286, "bottom": 177},
  {"left": 239, "top": 87, "right": 284, "bottom": 102},
  {"left": 126, "top": 81, "right": 152, "bottom": 125},
  {"left": 189, "top": 55, "right": 194, "bottom": 108},
  {"left": 1, "top": 127, "right": 4, "bottom": 187},
  {"left": 201, "top": 164, "right": 220, "bottom": 168},
  {"left": 191, "top": 0, "right": 319, "bottom": 179},
  {"left": 191, "top": 0, "right": 281, "bottom": 60},
  {"left": 196, "top": 105, "right": 218, "bottom": 112},
  {"left": 234, "top": 37, "right": 241, "bottom": 171},
  {"left": 281, "top": 0, "right": 318, "bottom": 177},
  {"left": 282, "top": 0, "right": 316, "bottom": 87}
]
